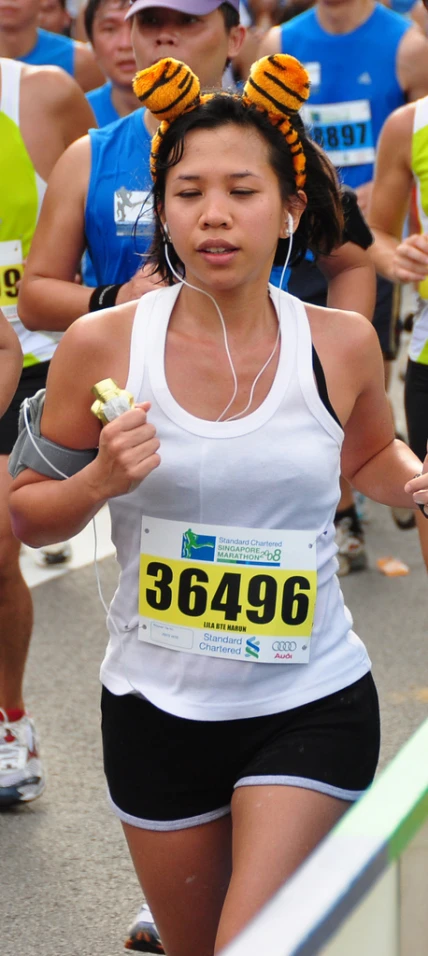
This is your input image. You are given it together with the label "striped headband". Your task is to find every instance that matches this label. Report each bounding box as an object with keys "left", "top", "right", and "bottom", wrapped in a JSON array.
[{"left": 133, "top": 53, "right": 310, "bottom": 189}]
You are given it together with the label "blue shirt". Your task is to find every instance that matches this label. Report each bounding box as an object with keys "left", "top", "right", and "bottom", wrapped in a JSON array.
[
  {"left": 280, "top": 4, "right": 409, "bottom": 188},
  {"left": 86, "top": 82, "right": 119, "bottom": 128},
  {"left": 19, "top": 28, "right": 76, "bottom": 76},
  {"left": 85, "top": 108, "right": 153, "bottom": 285}
]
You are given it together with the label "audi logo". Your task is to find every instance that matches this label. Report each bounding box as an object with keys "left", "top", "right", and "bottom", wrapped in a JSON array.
[{"left": 272, "top": 641, "right": 297, "bottom": 652}]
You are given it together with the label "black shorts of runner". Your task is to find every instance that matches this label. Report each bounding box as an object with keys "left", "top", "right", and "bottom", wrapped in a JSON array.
[
  {"left": 288, "top": 261, "right": 400, "bottom": 360},
  {"left": 0, "top": 361, "right": 50, "bottom": 456},
  {"left": 405, "top": 359, "right": 428, "bottom": 463},
  {"left": 101, "top": 672, "right": 380, "bottom": 831}
]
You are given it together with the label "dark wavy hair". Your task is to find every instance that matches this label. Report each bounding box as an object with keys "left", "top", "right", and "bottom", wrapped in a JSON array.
[{"left": 145, "top": 93, "right": 344, "bottom": 283}]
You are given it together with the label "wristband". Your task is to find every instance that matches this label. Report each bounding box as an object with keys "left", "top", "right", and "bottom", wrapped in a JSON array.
[
  {"left": 89, "top": 284, "right": 123, "bottom": 312},
  {"left": 413, "top": 474, "right": 428, "bottom": 519}
]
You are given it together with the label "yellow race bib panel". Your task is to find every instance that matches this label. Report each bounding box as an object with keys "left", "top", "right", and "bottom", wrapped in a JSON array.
[
  {"left": 139, "top": 518, "right": 317, "bottom": 664},
  {"left": 0, "top": 240, "right": 23, "bottom": 317}
]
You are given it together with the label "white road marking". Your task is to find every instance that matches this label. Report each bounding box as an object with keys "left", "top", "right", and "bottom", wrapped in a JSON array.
[{"left": 21, "top": 505, "right": 115, "bottom": 589}]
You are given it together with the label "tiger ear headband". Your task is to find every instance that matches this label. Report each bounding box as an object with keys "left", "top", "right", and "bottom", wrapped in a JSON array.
[{"left": 132, "top": 54, "right": 310, "bottom": 189}]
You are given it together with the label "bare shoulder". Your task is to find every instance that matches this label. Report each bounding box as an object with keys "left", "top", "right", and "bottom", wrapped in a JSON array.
[
  {"left": 399, "top": 22, "right": 428, "bottom": 59},
  {"left": 398, "top": 25, "right": 428, "bottom": 98},
  {"left": 21, "top": 63, "right": 75, "bottom": 98},
  {"left": 56, "top": 301, "right": 138, "bottom": 376},
  {"left": 258, "top": 25, "right": 282, "bottom": 56},
  {"left": 306, "top": 304, "right": 378, "bottom": 362},
  {"left": 381, "top": 100, "right": 416, "bottom": 140}
]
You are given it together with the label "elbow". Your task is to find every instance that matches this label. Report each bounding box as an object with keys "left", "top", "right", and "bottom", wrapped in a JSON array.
[
  {"left": 9, "top": 499, "right": 41, "bottom": 548},
  {"left": 17, "top": 281, "right": 45, "bottom": 331}
]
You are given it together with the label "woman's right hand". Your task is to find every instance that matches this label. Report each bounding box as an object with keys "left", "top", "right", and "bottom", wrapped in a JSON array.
[
  {"left": 88, "top": 402, "right": 160, "bottom": 499},
  {"left": 392, "top": 233, "right": 428, "bottom": 283}
]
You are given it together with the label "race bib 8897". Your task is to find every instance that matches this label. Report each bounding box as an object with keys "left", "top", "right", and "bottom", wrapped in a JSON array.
[{"left": 138, "top": 518, "right": 317, "bottom": 664}]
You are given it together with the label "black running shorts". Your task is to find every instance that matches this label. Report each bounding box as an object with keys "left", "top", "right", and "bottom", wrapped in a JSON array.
[
  {"left": 0, "top": 361, "right": 50, "bottom": 456},
  {"left": 101, "top": 672, "right": 380, "bottom": 831},
  {"left": 405, "top": 359, "right": 428, "bottom": 463}
]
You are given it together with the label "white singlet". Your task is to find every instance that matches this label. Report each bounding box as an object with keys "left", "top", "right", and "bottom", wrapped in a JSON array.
[{"left": 100, "top": 283, "right": 370, "bottom": 721}]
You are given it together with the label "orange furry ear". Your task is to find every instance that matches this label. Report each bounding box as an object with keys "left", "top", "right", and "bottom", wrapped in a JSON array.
[
  {"left": 133, "top": 57, "right": 200, "bottom": 122},
  {"left": 243, "top": 54, "right": 310, "bottom": 117},
  {"left": 243, "top": 54, "right": 310, "bottom": 189}
]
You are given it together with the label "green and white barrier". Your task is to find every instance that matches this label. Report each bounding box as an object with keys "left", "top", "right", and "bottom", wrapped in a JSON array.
[{"left": 222, "top": 718, "right": 428, "bottom": 956}]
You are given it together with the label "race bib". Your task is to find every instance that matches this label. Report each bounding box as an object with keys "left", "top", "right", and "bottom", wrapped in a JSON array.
[
  {"left": 302, "top": 99, "right": 375, "bottom": 167},
  {"left": 114, "top": 188, "right": 154, "bottom": 237},
  {"left": 138, "top": 518, "right": 317, "bottom": 664},
  {"left": 0, "top": 240, "right": 23, "bottom": 318}
]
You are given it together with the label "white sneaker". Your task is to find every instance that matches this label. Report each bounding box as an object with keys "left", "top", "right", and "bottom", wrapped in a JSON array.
[
  {"left": 335, "top": 517, "right": 368, "bottom": 577},
  {"left": 33, "top": 541, "right": 72, "bottom": 567},
  {"left": 125, "top": 903, "right": 164, "bottom": 953},
  {"left": 0, "top": 711, "right": 45, "bottom": 806}
]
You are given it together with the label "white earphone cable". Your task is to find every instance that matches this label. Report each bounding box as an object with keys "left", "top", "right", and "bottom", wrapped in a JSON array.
[{"left": 164, "top": 213, "right": 293, "bottom": 422}]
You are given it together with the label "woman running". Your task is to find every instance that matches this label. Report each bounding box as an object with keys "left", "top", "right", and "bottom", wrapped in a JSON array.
[{"left": 9, "top": 54, "right": 428, "bottom": 956}]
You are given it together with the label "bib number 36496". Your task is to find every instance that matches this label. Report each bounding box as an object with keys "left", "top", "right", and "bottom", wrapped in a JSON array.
[
  {"left": 138, "top": 518, "right": 317, "bottom": 664},
  {"left": 143, "top": 559, "right": 312, "bottom": 629}
]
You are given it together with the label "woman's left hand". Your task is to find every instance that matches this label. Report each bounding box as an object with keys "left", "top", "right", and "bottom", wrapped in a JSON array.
[{"left": 404, "top": 444, "right": 428, "bottom": 516}]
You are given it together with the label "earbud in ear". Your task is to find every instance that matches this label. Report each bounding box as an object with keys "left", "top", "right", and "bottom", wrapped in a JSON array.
[
  {"left": 163, "top": 222, "right": 171, "bottom": 243},
  {"left": 288, "top": 212, "right": 294, "bottom": 236}
]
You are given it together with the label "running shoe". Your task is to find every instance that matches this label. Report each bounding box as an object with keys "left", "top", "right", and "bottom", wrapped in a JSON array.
[
  {"left": 335, "top": 517, "right": 368, "bottom": 577},
  {"left": 0, "top": 711, "right": 45, "bottom": 806},
  {"left": 33, "top": 541, "right": 72, "bottom": 567},
  {"left": 390, "top": 506, "right": 416, "bottom": 530},
  {"left": 354, "top": 492, "right": 371, "bottom": 525},
  {"left": 125, "top": 903, "right": 164, "bottom": 953}
]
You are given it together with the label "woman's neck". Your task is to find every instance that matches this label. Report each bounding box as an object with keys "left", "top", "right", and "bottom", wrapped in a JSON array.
[{"left": 170, "top": 277, "right": 278, "bottom": 346}]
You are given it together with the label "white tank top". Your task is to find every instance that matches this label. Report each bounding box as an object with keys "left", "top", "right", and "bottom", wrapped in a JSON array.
[{"left": 101, "top": 284, "right": 370, "bottom": 720}]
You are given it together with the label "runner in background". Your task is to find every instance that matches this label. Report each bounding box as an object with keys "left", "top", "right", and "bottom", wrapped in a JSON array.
[
  {"left": 38, "top": 0, "right": 72, "bottom": 35},
  {"left": 85, "top": 0, "right": 139, "bottom": 126},
  {"left": 0, "top": 59, "right": 95, "bottom": 807},
  {"left": 369, "top": 93, "right": 428, "bottom": 570},
  {"left": 0, "top": 313, "right": 21, "bottom": 418},
  {"left": 260, "top": 0, "right": 428, "bottom": 573},
  {"left": 0, "top": 0, "right": 104, "bottom": 92}
]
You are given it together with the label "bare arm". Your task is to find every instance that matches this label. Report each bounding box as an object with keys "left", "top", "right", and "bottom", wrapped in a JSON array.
[
  {"left": 337, "top": 319, "right": 424, "bottom": 506},
  {"left": 18, "top": 137, "right": 94, "bottom": 330},
  {"left": 367, "top": 104, "right": 428, "bottom": 283},
  {"left": 9, "top": 307, "right": 160, "bottom": 546},
  {"left": 318, "top": 242, "right": 376, "bottom": 321},
  {"left": 73, "top": 42, "right": 105, "bottom": 93},
  {"left": 0, "top": 314, "right": 22, "bottom": 418},
  {"left": 397, "top": 26, "right": 428, "bottom": 101}
]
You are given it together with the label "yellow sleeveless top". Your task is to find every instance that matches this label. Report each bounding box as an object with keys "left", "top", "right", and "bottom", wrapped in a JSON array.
[
  {"left": 0, "top": 58, "right": 56, "bottom": 367},
  {"left": 411, "top": 96, "right": 428, "bottom": 365}
]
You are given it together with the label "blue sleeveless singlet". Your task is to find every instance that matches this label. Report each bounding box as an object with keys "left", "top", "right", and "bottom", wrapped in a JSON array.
[
  {"left": 19, "top": 28, "right": 76, "bottom": 76},
  {"left": 84, "top": 108, "right": 154, "bottom": 285},
  {"left": 280, "top": 4, "right": 409, "bottom": 188},
  {"left": 86, "top": 82, "right": 119, "bottom": 128}
]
